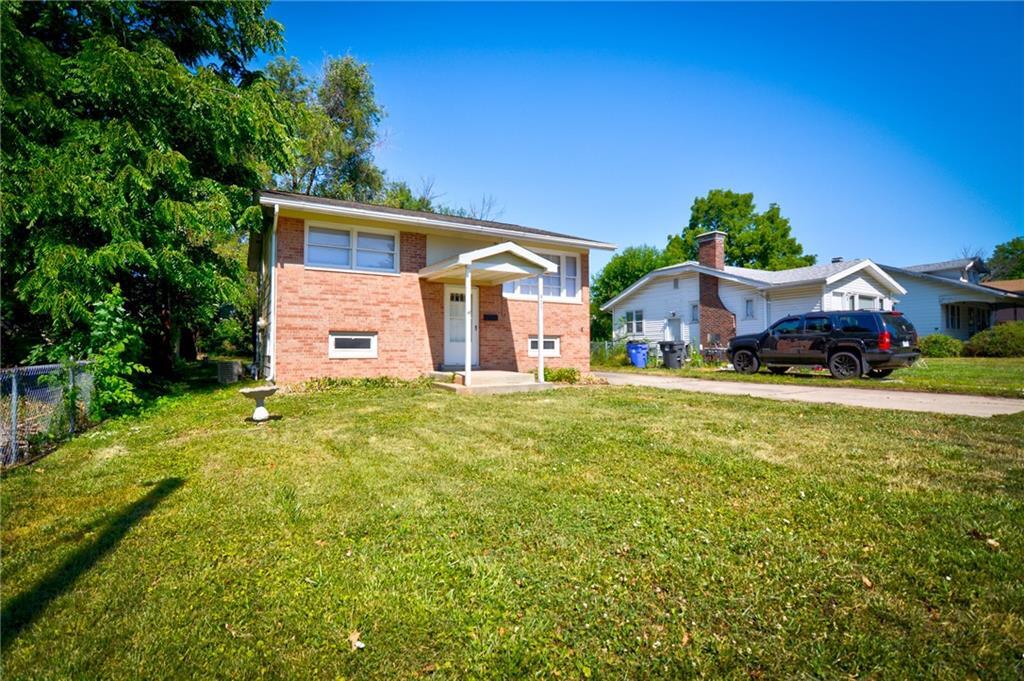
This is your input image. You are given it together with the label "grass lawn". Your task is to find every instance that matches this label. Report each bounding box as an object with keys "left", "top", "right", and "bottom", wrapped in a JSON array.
[
  {"left": 596, "top": 357, "right": 1024, "bottom": 399},
  {"left": 2, "top": 372, "right": 1023, "bottom": 678}
]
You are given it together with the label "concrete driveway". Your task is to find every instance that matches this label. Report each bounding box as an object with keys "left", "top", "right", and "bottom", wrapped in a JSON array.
[{"left": 594, "top": 371, "right": 1024, "bottom": 418}]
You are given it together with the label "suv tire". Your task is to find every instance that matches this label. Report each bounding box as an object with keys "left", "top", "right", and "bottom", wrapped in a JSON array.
[
  {"left": 768, "top": 366, "right": 790, "bottom": 375},
  {"left": 828, "top": 351, "right": 861, "bottom": 380},
  {"left": 867, "top": 368, "right": 894, "bottom": 379},
  {"left": 733, "top": 349, "right": 760, "bottom": 374}
]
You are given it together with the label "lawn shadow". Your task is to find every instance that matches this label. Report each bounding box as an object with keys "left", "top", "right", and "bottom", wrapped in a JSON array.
[{"left": 1, "top": 477, "right": 184, "bottom": 648}]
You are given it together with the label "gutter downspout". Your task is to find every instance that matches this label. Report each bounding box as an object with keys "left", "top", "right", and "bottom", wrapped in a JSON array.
[{"left": 269, "top": 203, "right": 279, "bottom": 382}]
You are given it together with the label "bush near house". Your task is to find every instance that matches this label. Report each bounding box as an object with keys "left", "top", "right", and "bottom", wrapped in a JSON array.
[
  {"left": 542, "top": 367, "right": 581, "bottom": 383},
  {"left": 918, "top": 334, "right": 963, "bottom": 358},
  {"left": 963, "top": 321, "right": 1024, "bottom": 357}
]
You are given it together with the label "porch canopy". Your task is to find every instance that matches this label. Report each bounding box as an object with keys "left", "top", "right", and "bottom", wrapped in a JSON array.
[{"left": 419, "top": 242, "right": 557, "bottom": 386}]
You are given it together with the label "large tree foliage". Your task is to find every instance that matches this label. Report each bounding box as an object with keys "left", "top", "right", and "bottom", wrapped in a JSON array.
[
  {"left": 589, "top": 246, "right": 667, "bottom": 340},
  {"left": 1, "top": 1, "right": 290, "bottom": 371},
  {"left": 264, "top": 56, "right": 471, "bottom": 213},
  {"left": 663, "top": 189, "right": 816, "bottom": 270},
  {"left": 987, "top": 236, "right": 1024, "bottom": 280}
]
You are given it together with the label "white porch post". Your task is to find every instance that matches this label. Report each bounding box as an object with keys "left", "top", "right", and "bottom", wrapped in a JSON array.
[
  {"left": 464, "top": 265, "right": 473, "bottom": 387},
  {"left": 536, "top": 273, "right": 545, "bottom": 384}
]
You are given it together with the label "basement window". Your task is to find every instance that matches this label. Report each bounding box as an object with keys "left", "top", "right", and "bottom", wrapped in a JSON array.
[
  {"left": 328, "top": 332, "right": 378, "bottom": 359},
  {"left": 528, "top": 335, "right": 561, "bottom": 357}
]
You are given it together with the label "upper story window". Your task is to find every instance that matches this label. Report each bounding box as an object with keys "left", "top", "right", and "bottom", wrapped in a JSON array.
[
  {"left": 503, "top": 252, "right": 581, "bottom": 301},
  {"left": 306, "top": 224, "right": 398, "bottom": 274}
]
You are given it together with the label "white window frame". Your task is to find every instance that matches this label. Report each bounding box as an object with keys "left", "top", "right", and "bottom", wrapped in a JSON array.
[
  {"left": 327, "top": 332, "right": 378, "bottom": 359},
  {"left": 528, "top": 335, "right": 561, "bottom": 357},
  {"left": 305, "top": 221, "right": 400, "bottom": 276},
  {"left": 743, "top": 298, "right": 755, "bottom": 320},
  {"left": 503, "top": 250, "right": 582, "bottom": 303},
  {"left": 623, "top": 309, "right": 644, "bottom": 336},
  {"left": 945, "top": 304, "right": 961, "bottom": 330},
  {"left": 690, "top": 303, "right": 700, "bottom": 323}
]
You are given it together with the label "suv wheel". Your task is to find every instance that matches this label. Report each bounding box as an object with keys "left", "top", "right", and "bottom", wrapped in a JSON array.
[
  {"left": 867, "top": 368, "right": 894, "bottom": 379},
  {"left": 828, "top": 351, "right": 861, "bottom": 380},
  {"left": 733, "top": 350, "right": 760, "bottom": 374},
  {"left": 768, "top": 366, "right": 790, "bottom": 375}
]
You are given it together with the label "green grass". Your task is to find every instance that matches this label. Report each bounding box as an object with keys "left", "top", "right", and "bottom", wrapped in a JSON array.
[
  {"left": 3, "top": 371, "right": 1023, "bottom": 678},
  {"left": 596, "top": 357, "right": 1024, "bottom": 399}
]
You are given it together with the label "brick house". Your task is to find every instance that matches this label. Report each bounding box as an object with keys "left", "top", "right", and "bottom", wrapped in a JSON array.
[
  {"left": 249, "top": 190, "right": 614, "bottom": 384},
  {"left": 600, "top": 231, "right": 907, "bottom": 349}
]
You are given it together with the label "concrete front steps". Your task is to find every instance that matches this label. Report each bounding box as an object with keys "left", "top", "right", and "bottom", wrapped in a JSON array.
[{"left": 430, "top": 370, "right": 556, "bottom": 395}]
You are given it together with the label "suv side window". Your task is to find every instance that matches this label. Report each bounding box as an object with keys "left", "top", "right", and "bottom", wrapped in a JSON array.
[
  {"left": 804, "top": 316, "right": 832, "bottom": 333},
  {"left": 834, "top": 313, "right": 876, "bottom": 333},
  {"left": 770, "top": 318, "right": 802, "bottom": 335}
]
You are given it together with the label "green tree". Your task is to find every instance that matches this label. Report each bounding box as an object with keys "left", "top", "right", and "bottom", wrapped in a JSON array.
[
  {"left": 664, "top": 189, "right": 816, "bottom": 270},
  {"left": 988, "top": 236, "right": 1024, "bottom": 280},
  {"left": 266, "top": 55, "right": 385, "bottom": 201},
  {"left": 1, "top": 0, "right": 290, "bottom": 373},
  {"left": 589, "top": 245, "right": 667, "bottom": 340}
]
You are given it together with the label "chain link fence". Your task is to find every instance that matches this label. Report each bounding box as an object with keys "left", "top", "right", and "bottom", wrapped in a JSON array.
[{"left": 0, "top": 362, "right": 93, "bottom": 468}]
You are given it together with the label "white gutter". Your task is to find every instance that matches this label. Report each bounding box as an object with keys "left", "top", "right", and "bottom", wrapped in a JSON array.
[
  {"left": 259, "top": 194, "right": 617, "bottom": 251},
  {"left": 269, "top": 203, "right": 279, "bottom": 381}
]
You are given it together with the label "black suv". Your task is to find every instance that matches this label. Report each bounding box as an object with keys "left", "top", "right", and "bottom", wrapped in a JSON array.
[{"left": 727, "top": 311, "right": 920, "bottom": 379}]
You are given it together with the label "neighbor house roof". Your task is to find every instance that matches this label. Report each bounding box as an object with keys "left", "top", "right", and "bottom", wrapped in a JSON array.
[
  {"left": 600, "top": 258, "right": 904, "bottom": 312},
  {"left": 902, "top": 257, "right": 989, "bottom": 275},
  {"left": 878, "top": 264, "right": 1022, "bottom": 300},
  {"left": 259, "top": 190, "right": 616, "bottom": 251},
  {"left": 982, "top": 279, "right": 1024, "bottom": 294}
]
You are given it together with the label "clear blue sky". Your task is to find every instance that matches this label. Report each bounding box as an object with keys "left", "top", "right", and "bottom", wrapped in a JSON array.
[{"left": 261, "top": 1, "right": 1023, "bottom": 276}]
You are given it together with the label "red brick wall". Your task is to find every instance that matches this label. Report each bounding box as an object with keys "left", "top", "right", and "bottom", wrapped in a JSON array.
[{"left": 271, "top": 215, "right": 590, "bottom": 382}]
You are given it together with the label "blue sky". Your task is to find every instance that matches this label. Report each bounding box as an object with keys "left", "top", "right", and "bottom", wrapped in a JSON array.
[{"left": 262, "top": 2, "right": 1023, "bottom": 276}]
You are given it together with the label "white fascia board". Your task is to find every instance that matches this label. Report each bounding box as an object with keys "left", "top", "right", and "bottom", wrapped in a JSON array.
[
  {"left": 598, "top": 262, "right": 769, "bottom": 312},
  {"left": 882, "top": 265, "right": 1016, "bottom": 300},
  {"left": 826, "top": 259, "right": 907, "bottom": 295},
  {"left": 259, "top": 195, "right": 616, "bottom": 251}
]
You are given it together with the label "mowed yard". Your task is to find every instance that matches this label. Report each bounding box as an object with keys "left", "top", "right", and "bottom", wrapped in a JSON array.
[
  {"left": 598, "top": 357, "right": 1024, "bottom": 399},
  {"left": 2, "top": 375, "right": 1023, "bottom": 678}
]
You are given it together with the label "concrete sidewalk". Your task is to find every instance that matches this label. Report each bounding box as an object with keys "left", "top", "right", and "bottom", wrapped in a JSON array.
[{"left": 594, "top": 371, "right": 1024, "bottom": 418}]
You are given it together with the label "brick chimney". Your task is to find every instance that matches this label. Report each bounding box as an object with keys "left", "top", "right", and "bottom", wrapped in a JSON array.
[
  {"left": 695, "top": 230, "right": 735, "bottom": 348},
  {"left": 697, "top": 230, "right": 726, "bottom": 270}
]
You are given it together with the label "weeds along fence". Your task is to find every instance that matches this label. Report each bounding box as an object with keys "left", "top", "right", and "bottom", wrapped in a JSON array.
[
  {"left": 590, "top": 340, "right": 664, "bottom": 366},
  {"left": 0, "top": 362, "right": 93, "bottom": 468}
]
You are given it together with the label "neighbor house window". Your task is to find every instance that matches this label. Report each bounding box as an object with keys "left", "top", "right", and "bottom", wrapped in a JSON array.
[
  {"left": 328, "top": 332, "right": 378, "bottom": 359},
  {"left": 528, "top": 335, "right": 560, "bottom": 357},
  {"left": 624, "top": 310, "right": 644, "bottom": 335},
  {"left": 673, "top": 278, "right": 679, "bottom": 289},
  {"left": 306, "top": 225, "right": 397, "bottom": 274},
  {"left": 857, "top": 296, "right": 878, "bottom": 311},
  {"left": 690, "top": 304, "right": 699, "bottom": 322},
  {"left": 945, "top": 304, "right": 961, "bottom": 330},
  {"left": 503, "top": 252, "right": 581, "bottom": 300},
  {"left": 744, "top": 298, "right": 755, "bottom": 319}
]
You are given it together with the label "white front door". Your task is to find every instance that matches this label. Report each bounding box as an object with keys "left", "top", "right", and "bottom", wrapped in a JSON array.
[{"left": 444, "top": 285, "right": 479, "bottom": 366}]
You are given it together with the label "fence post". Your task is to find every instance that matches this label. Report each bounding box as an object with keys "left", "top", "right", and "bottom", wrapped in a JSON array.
[
  {"left": 9, "top": 372, "right": 18, "bottom": 464},
  {"left": 68, "top": 364, "right": 75, "bottom": 435}
]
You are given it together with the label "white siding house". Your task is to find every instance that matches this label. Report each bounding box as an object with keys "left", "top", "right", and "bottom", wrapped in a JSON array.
[
  {"left": 879, "top": 260, "right": 1021, "bottom": 340},
  {"left": 603, "top": 256, "right": 906, "bottom": 348}
]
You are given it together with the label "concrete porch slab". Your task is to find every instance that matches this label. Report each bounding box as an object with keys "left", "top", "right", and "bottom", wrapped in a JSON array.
[{"left": 431, "top": 369, "right": 556, "bottom": 395}]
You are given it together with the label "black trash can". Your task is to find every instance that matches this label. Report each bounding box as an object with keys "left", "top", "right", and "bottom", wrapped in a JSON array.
[{"left": 659, "top": 341, "right": 687, "bottom": 369}]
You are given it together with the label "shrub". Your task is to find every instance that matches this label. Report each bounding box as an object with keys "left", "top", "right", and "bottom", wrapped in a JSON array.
[
  {"left": 963, "top": 322, "right": 1024, "bottom": 357},
  {"left": 88, "top": 286, "right": 150, "bottom": 418},
  {"left": 207, "top": 317, "right": 249, "bottom": 356},
  {"left": 542, "top": 367, "right": 580, "bottom": 384},
  {"left": 301, "top": 376, "right": 432, "bottom": 392},
  {"left": 919, "top": 334, "right": 963, "bottom": 358}
]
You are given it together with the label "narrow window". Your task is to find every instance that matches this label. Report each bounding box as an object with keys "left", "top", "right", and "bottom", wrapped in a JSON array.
[
  {"left": 690, "top": 304, "right": 699, "bottom": 322},
  {"left": 328, "top": 332, "right": 378, "bottom": 359},
  {"left": 673, "top": 278, "right": 679, "bottom": 290},
  {"left": 744, "top": 298, "right": 755, "bottom": 319},
  {"left": 528, "top": 335, "right": 560, "bottom": 357}
]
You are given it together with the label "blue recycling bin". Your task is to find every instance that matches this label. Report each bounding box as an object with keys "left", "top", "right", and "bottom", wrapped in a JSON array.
[{"left": 626, "top": 341, "right": 648, "bottom": 368}]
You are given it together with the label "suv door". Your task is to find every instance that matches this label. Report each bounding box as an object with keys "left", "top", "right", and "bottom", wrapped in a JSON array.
[
  {"left": 801, "top": 314, "right": 833, "bottom": 365},
  {"left": 762, "top": 317, "right": 804, "bottom": 363}
]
